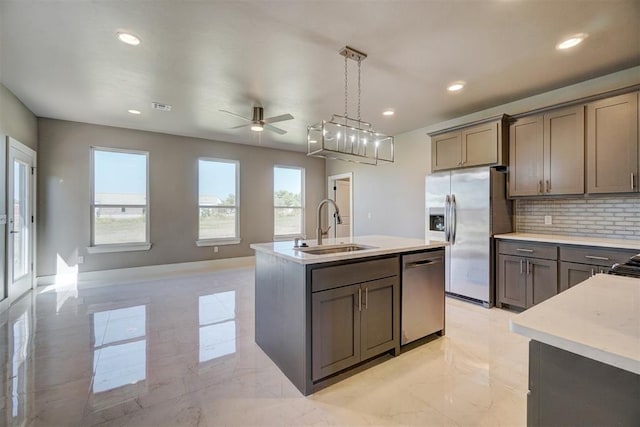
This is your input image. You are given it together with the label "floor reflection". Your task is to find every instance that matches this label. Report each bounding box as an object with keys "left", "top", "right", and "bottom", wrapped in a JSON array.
[
  {"left": 2, "top": 295, "right": 34, "bottom": 427},
  {"left": 198, "top": 291, "right": 236, "bottom": 363},
  {"left": 90, "top": 305, "right": 147, "bottom": 409}
]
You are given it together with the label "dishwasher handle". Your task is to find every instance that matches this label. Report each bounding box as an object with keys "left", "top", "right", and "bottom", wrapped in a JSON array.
[{"left": 405, "top": 258, "right": 443, "bottom": 268}]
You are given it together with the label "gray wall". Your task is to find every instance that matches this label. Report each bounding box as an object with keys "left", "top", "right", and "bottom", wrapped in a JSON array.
[
  {"left": 37, "top": 119, "right": 325, "bottom": 276},
  {"left": 0, "top": 83, "right": 38, "bottom": 149},
  {"left": 326, "top": 66, "right": 640, "bottom": 239}
]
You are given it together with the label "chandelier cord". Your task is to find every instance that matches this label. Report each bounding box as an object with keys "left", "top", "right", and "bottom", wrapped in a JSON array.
[
  {"left": 357, "top": 58, "right": 361, "bottom": 123},
  {"left": 344, "top": 55, "right": 348, "bottom": 118}
]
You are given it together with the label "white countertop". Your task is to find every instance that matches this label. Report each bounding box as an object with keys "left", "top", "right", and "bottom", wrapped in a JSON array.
[
  {"left": 510, "top": 274, "right": 640, "bottom": 374},
  {"left": 250, "top": 235, "right": 446, "bottom": 265},
  {"left": 495, "top": 232, "right": 640, "bottom": 251}
]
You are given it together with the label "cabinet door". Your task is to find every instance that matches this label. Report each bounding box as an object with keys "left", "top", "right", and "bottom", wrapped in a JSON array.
[
  {"left": 431, "top": 131, "right": 461, "bottom": 171},
  {"left": 559, "top": 261, "right": 594, "bottom": 292},
  {"left": 497, "top": 254, "right": 527, "bottom": 308},
  {"left": 527, "top": 258, "right": 558, "bottom": 307},
  {"left": 462, "top": 121, "right": 498, "bottom": 167},
  {"left": 312, "top": 284, "right": 360, "bottom": 381},
  {"left": 587, "top": 92, "right": 639, "bottom": 194},
  {"left": 360, "top": 277, "right": 399, "bottom": 360},
  {"left": 509, "top": 115, "right": 544, "bottom": 196},
  {"left": 544, "top": 105, "right": 585, "bottom": 195}
]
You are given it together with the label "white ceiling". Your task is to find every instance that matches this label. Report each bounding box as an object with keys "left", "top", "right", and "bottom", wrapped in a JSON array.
[{"left": 1, "top": 0, "right": 639, "bottom": 152}]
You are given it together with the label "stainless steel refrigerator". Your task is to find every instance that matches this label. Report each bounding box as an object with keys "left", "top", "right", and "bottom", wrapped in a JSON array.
[{"left": 425, "top": 166, "right": 512, "bottom": 306}]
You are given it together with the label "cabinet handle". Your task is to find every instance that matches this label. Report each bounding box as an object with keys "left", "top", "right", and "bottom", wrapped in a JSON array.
[
  {"left": 520, "top": 259, "right": 523, "bottom": 274},
  {"left": 546, "top": 180, "right": 550, "bottom": 193},
  {"left": 584, "top": 255, "right": 609, "bottom": 261},
  {"left": 516, "top": 248, "right": 534, "bottom": 253},
  {"left": 365, "top": 287, "right": 368, "bottom": 309},
  {"left": 591, "top": 268, "right": 595, "bottom": 276},
  {"left": 526, "top": 260, "right": 530, "bottom": 276},
  {"left": 631, "top": 173, "right": 636, "bottom": 191},
  {"left": 539, "top": 180, "right": 543, "bottom": 194},
  {"left": 358, "top": 288, "right": 362, "bottom": 312}
]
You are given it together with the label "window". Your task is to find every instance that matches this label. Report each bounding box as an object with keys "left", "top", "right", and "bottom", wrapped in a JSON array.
[
  {"left": 90, "top": 148, "right": 149, "bottom": 250},
  {"left": 198, "top": 158, "right": 239, "bottom": 244},
  {"left": 274, "top": 166, "right": 304, "bottom": 238}
]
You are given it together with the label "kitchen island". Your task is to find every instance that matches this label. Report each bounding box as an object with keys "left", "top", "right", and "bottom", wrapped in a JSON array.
[
  {"left": 510, "top": 274, "right": 640, "bottom": 426},
  {"left": 251, "top": 235, "right": 446, "bottom": 395}
]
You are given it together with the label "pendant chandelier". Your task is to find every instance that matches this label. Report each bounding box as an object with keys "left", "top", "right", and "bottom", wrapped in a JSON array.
[{"left": 307, "top": 46, "right": 394, "bottom": 165}]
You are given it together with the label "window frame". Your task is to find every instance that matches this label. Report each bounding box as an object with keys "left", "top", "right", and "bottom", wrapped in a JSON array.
[
  {"left": 196, "top": 157, "right": 241, "bottom": 246},
  {"left": 273, "top": 165, "right": 305, "bottom": 240},
  {"left": 88, "top": 147, "right": 151, "bottom": 254}
]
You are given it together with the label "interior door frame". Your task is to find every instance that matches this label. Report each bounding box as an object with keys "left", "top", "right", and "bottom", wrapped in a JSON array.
[
  {"left": 7, "top": 137, "right": 37, "bottom": 303},
  {"left": 327, "top": 172, "right": 353, "bottom": 238}
]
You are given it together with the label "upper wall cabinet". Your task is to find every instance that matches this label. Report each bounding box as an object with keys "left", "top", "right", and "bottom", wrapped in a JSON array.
[
  {"left": 508, "top": 105, "right": 585, "bottom": 197},
  {"left": 430, "top": 115, "right": 508, "bottom": 172},
  {"left": 586, "top": 92, "right": 639, "bottom": 194}
]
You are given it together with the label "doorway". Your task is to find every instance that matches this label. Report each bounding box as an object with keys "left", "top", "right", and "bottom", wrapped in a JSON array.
[
  {"left": 327, "top": 173, "right": 353, "bottom": 238},
  {"left": 7, "top": 138, "right": 36, "bottom": 302}
]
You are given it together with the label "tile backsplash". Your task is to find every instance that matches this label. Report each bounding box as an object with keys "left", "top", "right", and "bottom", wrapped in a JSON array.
[{"left": 515, "top": 196, "right": 640, "bottom": 240}]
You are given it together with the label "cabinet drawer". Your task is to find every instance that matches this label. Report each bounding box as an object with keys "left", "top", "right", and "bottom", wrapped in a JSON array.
[
  {"left": 311, "top": 257, "right": 399, "bottom": 293},
  {"left": 498, "top": 241, "right": 558, "bottom": 260},
  {"left": 559, "top": 246, "right": 638, "bottom": 267}
]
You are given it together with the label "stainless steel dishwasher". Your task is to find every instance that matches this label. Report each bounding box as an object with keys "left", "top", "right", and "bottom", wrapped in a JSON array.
[{"left": 401, "top": 250, "right": 445, "bottom": 345}]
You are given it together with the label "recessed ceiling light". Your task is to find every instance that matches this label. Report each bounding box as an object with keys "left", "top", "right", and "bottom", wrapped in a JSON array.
[
  {"left": 251, "top": 124, "right": 264, "bottom": 132},
  {"left": 117, "top": 31, "right": 141, "bottom": 46},
  {"left": 128, "top": 109, "right": 141, "bottom": 115},
  {"left": 447, "top": 82, "right": 465, "bottom": 92},
  {"left": 382, "top": 109, "right": 395, "bottom": 116},
  {"left": 556, "top": 33, "right": 587, "bottom": 50}
]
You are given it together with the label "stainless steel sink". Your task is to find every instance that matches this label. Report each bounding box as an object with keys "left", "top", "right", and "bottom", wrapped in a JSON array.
[{"left": 295, "top": 244, "right": 377, "bottom": 255}]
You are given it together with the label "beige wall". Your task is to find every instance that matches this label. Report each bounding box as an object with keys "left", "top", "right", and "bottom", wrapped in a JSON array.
[
  {"left": 37, "top": 119, "right": 325, "bottom": 276},
  {"left": 0, "top": 83, "right": 38, "bottom": 149},
  {"left": 326, "top": 66, "right": 640, "bottom": 239}
]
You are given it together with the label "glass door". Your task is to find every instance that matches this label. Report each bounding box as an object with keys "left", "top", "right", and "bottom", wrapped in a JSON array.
[{"left": 8, "top": 139, "right": 36, "bottom": 301}]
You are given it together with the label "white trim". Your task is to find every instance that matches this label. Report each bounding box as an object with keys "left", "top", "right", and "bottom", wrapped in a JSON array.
[
  {"left": 197, "top": 157, "right": 240, "bottom": 241},
  {"left": 273, "top": 165, "right": 305, "bottom": 238},
  {"left": 90, "top": 147, "right": 150, "bottom": 246},
  {"left": 36, "top": 256, "right": 255, "bottom": 289},
  {"left": 327, "top": 172, "right": 353, "bottom": 238},
  {"left": 87, "top": 243, "right": 152, "bottom": 254},
  {"left": 272, "top": 234, "right": 304, "bottom": 242},
  {"left": 196, "top": 238, "right": 241, "bottom": 247}
]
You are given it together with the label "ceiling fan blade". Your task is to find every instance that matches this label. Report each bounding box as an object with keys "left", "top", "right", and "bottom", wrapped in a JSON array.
[
  {"left": 219, "top": 110, "right": 252, "bottom": 122},
  {"left": 264, "top": 124, "right": 287, "bottom": 135},
  {"left": 263, "top": 113, "right": 294, "bottom": 124},
  {"left": 230, "top": 123, "right": 252, "bottom": 129}
]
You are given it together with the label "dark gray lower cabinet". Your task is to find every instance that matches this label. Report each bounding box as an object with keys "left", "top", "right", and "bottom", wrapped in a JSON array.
[
  {"left": 312, "top": 277, "right": 398, "bottom": 381},
  {"left": 559, "top": 261, "right": 609, "bottom": 291},
  {"left": 528, "top": 340, "right": 640, "bottom": 426},
  {"left": 497, "top": 255, "right": 557, "bottom": 309}
]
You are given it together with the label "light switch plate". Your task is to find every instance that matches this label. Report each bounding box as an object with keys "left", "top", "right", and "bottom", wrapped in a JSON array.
[{"left": 544, "top": 215, "right": 552, "bottom": 225}]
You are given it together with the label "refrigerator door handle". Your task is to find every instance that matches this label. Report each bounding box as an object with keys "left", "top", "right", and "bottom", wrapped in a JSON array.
[
  {"left": 444, "top": 195, "right": 451, "bottom": 242},
  {"left": 450, "top": 194, "right": 457, "bottom": 245}
]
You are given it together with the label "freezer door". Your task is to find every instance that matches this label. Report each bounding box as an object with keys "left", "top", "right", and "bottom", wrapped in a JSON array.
[
  {"left": 450, "top": 167, "right": 491, "bottom": 302},
  {"left": 425, "top": 172, "right": 451, "bottom": 292}
]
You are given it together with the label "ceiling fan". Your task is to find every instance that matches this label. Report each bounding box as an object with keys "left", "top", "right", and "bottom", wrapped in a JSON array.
[{"left": 220, "top": 106, "right": 294, "bottom": 135}]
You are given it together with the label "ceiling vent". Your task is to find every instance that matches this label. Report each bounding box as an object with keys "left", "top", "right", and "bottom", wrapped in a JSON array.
[{"left": 151, "top": 102, "right": 172, "bottom": 112}]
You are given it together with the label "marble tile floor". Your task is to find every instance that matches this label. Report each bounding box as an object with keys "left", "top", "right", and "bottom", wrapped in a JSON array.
[{"left": 1, "top": 266, "right": 530, "bottom": 426}]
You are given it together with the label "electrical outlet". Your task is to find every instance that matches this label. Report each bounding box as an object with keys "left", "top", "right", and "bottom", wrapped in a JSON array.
[
  {"left": 214, "top": 246, "right": 219, "bottom": 253},
  {"left": 544, "top": 215, "right": 552, "bottom": 225},
  {"left": 77, "top": 255, "right": 84, "bottom": 264}
]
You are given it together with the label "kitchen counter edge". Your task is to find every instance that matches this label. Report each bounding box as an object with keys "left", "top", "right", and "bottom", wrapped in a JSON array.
[{"left": 494, "top": 232, "right": 640, "bottom": 251}]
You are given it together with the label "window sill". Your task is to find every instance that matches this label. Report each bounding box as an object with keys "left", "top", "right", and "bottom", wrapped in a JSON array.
[
  {"left": 196, "top": 239, "right": 241, "bottom": 247},
  {"left": 273, "top": 234, "right": 305, "bottom": 242},
  {"left": 87, "top": 243, "right": 152, "bottom": 254}
]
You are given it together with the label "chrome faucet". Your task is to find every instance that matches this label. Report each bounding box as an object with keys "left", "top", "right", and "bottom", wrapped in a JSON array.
[{"left": 316, "top": 198, "right": 342, "bottom": 245}]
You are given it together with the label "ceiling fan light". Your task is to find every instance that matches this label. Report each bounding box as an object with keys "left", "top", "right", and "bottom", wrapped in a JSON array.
[{"left": 251, "top": 124, "right": 264, "bottom": 132}]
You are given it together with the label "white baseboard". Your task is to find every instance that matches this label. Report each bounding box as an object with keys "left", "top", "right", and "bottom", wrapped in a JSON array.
[{"left": 36, "top": 256, "right": 255, "bottom": 289}]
